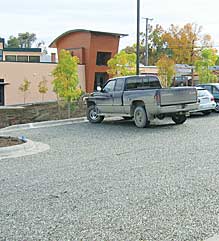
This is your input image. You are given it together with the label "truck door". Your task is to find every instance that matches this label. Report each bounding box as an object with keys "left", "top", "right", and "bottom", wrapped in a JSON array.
[
  {"left": 96, "top": 80, "right": 115, "bottom": 113},
  {"left": 113, "top": 78, "right": 125, "bottom": 113}
]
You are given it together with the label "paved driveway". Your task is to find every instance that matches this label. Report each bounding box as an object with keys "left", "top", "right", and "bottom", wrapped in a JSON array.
[{"left": 1, "top": 115, "right": 219, "bottom": 241}]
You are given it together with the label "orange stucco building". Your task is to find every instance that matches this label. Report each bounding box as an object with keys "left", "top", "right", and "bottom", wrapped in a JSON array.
[{"left": 49, "top": 29, "right": 127, "bottom": 92}]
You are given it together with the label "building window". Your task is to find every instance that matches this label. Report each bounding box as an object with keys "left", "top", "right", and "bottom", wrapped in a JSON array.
[
  {"left": 96, "top": 52, "right": 112, "bottom": 66},
  {"left": 17, "top": 56, "right": 28, "bottom": 62},
  {"left": 29, "top": 56, "right": 40, "bottom": 63},
  {"left": 5, "top": 55, "right": 16, "bottom": 62},
  {"left": 94, "top": 72, "right": 108, "bottom": 90}
]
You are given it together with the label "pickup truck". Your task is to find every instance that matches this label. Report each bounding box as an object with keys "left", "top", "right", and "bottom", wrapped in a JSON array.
[{"left": 85, "top": 75, "right": 198, "bottom": 128}]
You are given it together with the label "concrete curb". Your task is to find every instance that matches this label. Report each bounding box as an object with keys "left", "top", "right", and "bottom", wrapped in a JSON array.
[
  {"left": 204, "top": 235, "right": 219, "bottom": 241},
  {"left": 0, "top": 139, "right": 50, "bottom": 160},
  {"left": 0, "top": 117, "right": 87, "bottom": 132}
]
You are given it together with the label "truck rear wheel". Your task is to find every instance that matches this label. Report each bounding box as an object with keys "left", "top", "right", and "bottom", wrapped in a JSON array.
[
  {"left": 172, "top": 114, "right": 187, "bottom": 125},
  {"left": 87, "top": 105, "right": 104, "bottom": 123},
  {"left": 134, "top": 106, "right": 150, "bottom": 128}
]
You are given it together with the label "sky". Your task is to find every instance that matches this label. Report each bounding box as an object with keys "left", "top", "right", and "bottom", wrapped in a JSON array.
[{"left": 1, "top": 0, "right": 219, "bottom": 51}]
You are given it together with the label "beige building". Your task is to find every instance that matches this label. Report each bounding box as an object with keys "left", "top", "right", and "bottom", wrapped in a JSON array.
[{"left": 0, "top": 38, "right": 85, "bottom": 106}]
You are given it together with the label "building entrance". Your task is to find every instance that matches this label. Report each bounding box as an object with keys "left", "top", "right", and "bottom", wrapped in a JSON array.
[
  {"left": 94, "top": 72, "right": 108, "bottom": 91},
  {"left": 0, "top": 79, "right": 5, "bottom": 105}
]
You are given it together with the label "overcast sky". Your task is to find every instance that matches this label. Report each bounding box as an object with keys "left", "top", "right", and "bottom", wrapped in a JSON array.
[{"left": 1, "top": 0, "right": 219, "bottom": 50}]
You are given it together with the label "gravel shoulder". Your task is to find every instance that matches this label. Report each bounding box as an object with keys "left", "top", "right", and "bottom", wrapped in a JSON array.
[{"left": 0, "top": 114, "right": 219, "bottom": 241}]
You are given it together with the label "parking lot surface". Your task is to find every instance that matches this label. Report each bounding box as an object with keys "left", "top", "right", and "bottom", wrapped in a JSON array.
[{"left": 1, "top": 114, "right": 219, "bottom": 241}]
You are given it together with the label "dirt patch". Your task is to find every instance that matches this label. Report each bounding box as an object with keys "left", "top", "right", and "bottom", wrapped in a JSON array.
[
  {"left": 0, "top": 136, "right": 24, "bottom": 148},
  {"left": 0, "top": 100, "right": 86, "bottom": 128}
]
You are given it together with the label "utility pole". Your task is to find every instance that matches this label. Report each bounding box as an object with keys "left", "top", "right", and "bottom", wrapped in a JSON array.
[
  {"left": 136, "top": 0, "right": 140, "bottom": 75},
  {"left": 143, "top": 17, "right": 153, "bottom": 66}
]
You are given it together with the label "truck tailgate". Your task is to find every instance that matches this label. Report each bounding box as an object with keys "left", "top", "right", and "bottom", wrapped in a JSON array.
[{"left": 158, "top": 87, "right": 197, "bottom": 106}]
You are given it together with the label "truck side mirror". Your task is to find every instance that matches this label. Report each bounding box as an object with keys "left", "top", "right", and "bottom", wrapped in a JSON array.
[{"left": 97, "top": 86, "right": 102, "bottom": 92}]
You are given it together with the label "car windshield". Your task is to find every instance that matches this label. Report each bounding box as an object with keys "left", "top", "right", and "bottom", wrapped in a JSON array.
[{"left": 197, "top": 89, "right": 211, "bottom": 97}]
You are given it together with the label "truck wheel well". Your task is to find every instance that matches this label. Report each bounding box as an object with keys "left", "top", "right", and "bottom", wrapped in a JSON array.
[
  {"left": 87, "top": 101, "right": 96, "bottom": 107},
  {"left": 131, "top": 101, "right": 145, "bottom": 116}
]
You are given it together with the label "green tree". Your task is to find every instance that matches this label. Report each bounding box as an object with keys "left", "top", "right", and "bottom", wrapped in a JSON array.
[
  {"left": 195, "top": 48, "right": 218, "bottom": 83},
  {"left": 38, "top": 77, "right": 48, "bottom": 102},
  {"left": 148, "top": 25, "right": 167, "bottom": 65},
  {"left": 157, "top": 55, "right": 176, "bottom": 87},
  {"left": 52, "top": 49, "right": 82, "bottom": 118},
  {"left": 107, "top": 50, "right": 136, "bottom": 77},
  {"left": 19, "top": 78, "right": 31, "bottom": 104},
  {"left": 18, "top": 32, "right": 36, "bottom": 48},
  {"left": 7, "top": 36, "right": 20, "bottom": 48},
  {"left": 7, "top": 32, "right": 37, "bottom": 48},
  {"left": 123, "top": 32, "right": 145, "bottom": 65}
]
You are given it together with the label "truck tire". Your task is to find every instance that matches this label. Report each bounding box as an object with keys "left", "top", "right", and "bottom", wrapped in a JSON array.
[
  {"left": 87, "top": 105, "right": 104, "bottom": 123},
  {"left": 134, "top": 106, "right": 150, "bottom": 128},
  {"left": 215, "top": 103, "right": 219, "bottom": 113},
  {"left": 172, "top": 114, "right": 187, "bottom": 125}
]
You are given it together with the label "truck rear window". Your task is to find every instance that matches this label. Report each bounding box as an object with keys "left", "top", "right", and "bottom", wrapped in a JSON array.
[
  {"left": 126, "top": 77, "right": 142, "bottom": 90},
  {"left": 125, "top": 76, "right": 161, "bottom": 90}
]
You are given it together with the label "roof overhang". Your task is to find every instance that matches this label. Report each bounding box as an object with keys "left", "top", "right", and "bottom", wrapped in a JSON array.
[{"left": 49, "top": 29, "right": 128, "bottom": 48}]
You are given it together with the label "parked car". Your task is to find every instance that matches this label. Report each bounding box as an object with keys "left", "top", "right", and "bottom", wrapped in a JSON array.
[
  {"left": 85, "top": 75, "right": 198, "bottom": 128},
  {"left": 197, "top": 83, "right": 219, "bottom": 112},
  {"left": 172, "top": 76, "right": 192, "bottom": 87},
  {"left": 190, "top": 87, "right": 216, "bottom": 115}
]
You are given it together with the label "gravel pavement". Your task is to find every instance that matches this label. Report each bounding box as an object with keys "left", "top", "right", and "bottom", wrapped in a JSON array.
[{"left": 1, "top": 114, "right": 219, "bottom": 241}]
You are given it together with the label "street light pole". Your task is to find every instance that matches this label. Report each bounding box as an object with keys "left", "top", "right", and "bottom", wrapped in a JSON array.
[
  {"left": 143, "top": 17, "right": 153, "bottom": 66},
  {"left": 136, "top": 0, "right": 140, "bottom": 75}
]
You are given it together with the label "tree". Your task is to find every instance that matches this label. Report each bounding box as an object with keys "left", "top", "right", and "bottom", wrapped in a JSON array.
[
  {"left": 7, "top": 36, "right": 20, "bottom": 48},
  {"left": 18, "top": 32, "right": 36, "bottom": 48},
  {"left": 195, "top": 48, "right": 218, "bottom": 83},
  {"left": 36, "top": 40, "right": 48, "bottom": 55},
  {"left": 7, "top": 32, "right": 37, "bottom": 48},
  {"left": 19, "top": 78, "right": 31, "bottom": 104},
  {"left": 123, "top": 32, "right": 145, "bottom": 65},
  {"left": 156, "top": 55, "right": 176, "bottom": 87},
  {"left": 52, "top": 49, "right": 82, "bottom": 118},
  {"left": 38, "top": 77, "right": 48, "bottom": 102},
  {"left": 148, "top": 25, "right": 168, "bottom": 65},
  {"left": 162, "top": 23, "right": 213, "bottom": 65},
  {"left": 107, "top": 50, "right": 136, "bottom": 77}
]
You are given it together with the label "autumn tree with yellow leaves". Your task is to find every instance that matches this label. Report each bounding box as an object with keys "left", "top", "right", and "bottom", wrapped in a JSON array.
[
  {"left": 52, "top": 49, "right": 82, "bottom": 118},
  {"left": 157, "top": 55, "right": 176, "bottom": 87},
  {"left": 107, "top": 51, "right": 136, "bottom": 77},
  {"left": 162, "top": 23, "right": 213, "bottom": 65}
]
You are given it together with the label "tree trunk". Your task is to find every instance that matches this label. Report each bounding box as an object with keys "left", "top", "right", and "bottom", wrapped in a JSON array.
[
  {"left": 56, "top": 94, "right": 61, "bottom": 118},
  {"left": 67, "top": 101, "right": 71, "bottom": 119},
  {"left": 191, "top": 67, "right": 194, "bottom": 86}
]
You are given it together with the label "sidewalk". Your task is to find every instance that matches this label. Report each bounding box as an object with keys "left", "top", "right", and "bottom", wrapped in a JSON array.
[{"left": 0, "top": 117, "right": 87, "bottom": 132}]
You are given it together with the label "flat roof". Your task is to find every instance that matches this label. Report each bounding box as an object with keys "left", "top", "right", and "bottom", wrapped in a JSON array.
[
  {"left": 4, "top": 48, "right": 41, "bottom": 52},
  {"left": 49, "top": 29, "right": 128, "bottom": 48}
]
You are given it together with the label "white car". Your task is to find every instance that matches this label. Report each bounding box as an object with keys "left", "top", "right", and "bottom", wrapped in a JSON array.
[{"left": 191, "top": 87, "right": 216, "bottom": 115}]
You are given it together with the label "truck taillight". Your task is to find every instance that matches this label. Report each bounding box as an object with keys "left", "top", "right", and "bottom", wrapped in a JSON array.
[
  {"left": 154, "top": 91, "right": 161, "bottom": 105},
  {"left": 211, "top": 96, "right": 215, "bottom": 102}
]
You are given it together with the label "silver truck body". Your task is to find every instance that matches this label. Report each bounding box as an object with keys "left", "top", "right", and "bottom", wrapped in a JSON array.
[{"left": 86, "top": 75, "right": 198, "bottom": 127}]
